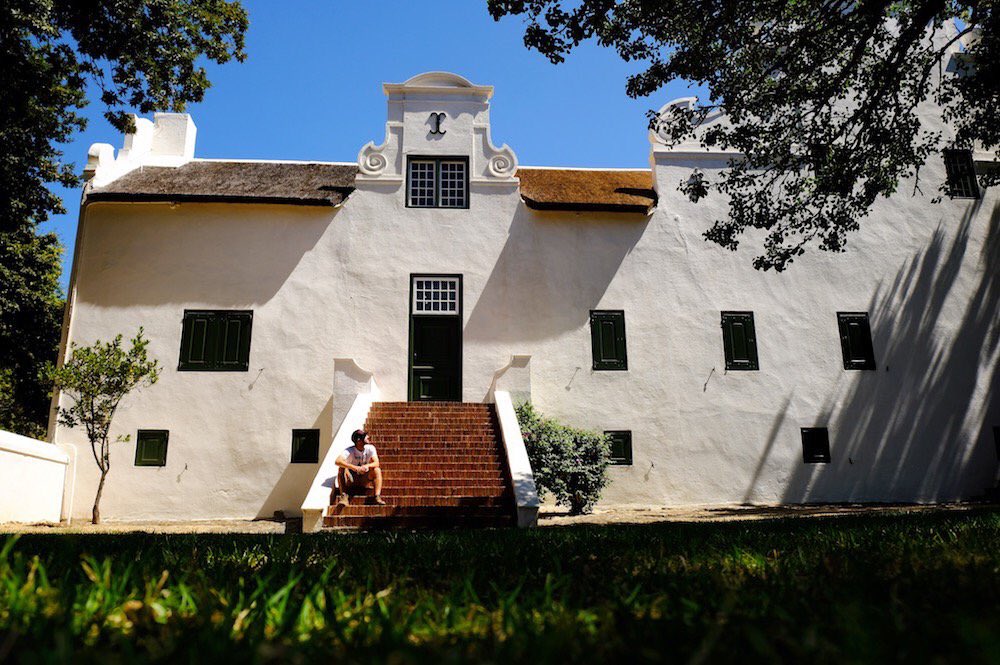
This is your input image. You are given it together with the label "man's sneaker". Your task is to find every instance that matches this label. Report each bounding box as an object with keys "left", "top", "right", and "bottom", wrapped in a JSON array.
[
  {"left": 374, "top": 495, "right": 386, "bottom": 506},
  {"left": 337, "top": 494, "right": 350, "bottom": 507}
]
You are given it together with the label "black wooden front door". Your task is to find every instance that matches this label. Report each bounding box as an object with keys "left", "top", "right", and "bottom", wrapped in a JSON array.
[{"left": 409, "top": 315, "right": 462, "bottom": 401}]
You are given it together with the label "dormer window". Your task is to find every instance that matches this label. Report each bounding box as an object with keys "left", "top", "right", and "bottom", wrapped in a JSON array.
[{"left": 406, "top": 157, "right": 469, "bottom": 208}]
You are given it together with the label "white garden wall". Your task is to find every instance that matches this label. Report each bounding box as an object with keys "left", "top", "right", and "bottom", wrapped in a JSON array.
[{"left": 0, "top": 431, "right": 74, "bottom": 524}]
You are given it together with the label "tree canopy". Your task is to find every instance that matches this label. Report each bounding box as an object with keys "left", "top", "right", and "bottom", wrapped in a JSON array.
[
  {"left": 0, "top": 0, "right": 247, "bottom": 436},
  {"left": 488, "top": 0, "right": 998, "bottom": 271}
]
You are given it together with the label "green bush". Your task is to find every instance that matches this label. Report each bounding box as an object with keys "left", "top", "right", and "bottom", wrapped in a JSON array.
[{"left": 515, "top": 401, "right": 611, "bottom": 514}]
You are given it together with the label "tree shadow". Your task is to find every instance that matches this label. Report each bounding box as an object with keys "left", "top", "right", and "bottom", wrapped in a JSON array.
[
  {"left": 464, "top": 206, "right": 650, "bottom": 344},
  {"left": 255, "top": 394, "right": 334, "bottom": 518},
  {"left": 783, "top": 201, "right": 1000, "bottom": 502}
]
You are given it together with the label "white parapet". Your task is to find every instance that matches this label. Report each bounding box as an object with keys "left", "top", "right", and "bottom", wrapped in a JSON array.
[
  {"left": 493, "top": 390, "right": 540, "bottom": 527},
  {"left": 0, "top": 430, "right": 74, "bottom": 524}
]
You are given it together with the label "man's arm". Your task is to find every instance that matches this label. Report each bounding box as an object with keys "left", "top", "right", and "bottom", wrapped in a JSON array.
[
  {"left": 334, "top": 452, "right": 362, "bottom": 473},
  {"left": 365, "top": 451, "right": 380, "bottom": 471}
]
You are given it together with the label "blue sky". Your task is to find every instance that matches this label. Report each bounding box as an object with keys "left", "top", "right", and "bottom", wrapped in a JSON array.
[{"left": 43, "top": 1, "right": 699, "bottom": 290}]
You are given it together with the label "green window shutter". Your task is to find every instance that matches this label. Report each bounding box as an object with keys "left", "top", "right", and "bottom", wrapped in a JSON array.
[
  {"left": 290, "top": 429, "right": 320, "bottom": 464},
  {"left": 605, "top": 430, "right": 633, "bottom": 465},
  {"left": 590, "top": 310, "right": 627, "bottom": 371},
  {"left": 178, "top": 311, "right": 216, "bottom": 370},
  {"left": 217, "top": 311, "right": 253, "bottom": 371},
  {"left": 178, "top": 310, "right": 253, "bottom": 372},
  {"left": 837, "top": 312, "right": 876, "bottom": 370},
  {"left": 721, "top": 312, "right": 759, "bottom": 370},
  {"left": 135, "top": 430, "right": 169, "bottom": 467}
]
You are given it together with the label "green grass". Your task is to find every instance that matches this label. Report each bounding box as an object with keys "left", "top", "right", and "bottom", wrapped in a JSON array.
[{"left": 2, "top": 510, "right": 999, "bottom": 663}]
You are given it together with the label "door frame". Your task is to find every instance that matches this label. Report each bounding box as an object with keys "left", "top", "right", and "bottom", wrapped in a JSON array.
[{"left": 407, "top": 273, "right": 463, "bottom": 401}]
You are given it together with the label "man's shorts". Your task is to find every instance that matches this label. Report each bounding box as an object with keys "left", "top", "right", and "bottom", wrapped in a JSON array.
[{"left": 340, "top": 468, "right": 372, "bottom": 493}]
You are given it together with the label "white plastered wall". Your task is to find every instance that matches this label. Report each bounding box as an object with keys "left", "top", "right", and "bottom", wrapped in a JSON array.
[{"left": 54, "top": 72, "right": 999, "bottom": 521}]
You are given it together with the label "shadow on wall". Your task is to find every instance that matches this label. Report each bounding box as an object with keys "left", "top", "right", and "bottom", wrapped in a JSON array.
[
  {"left": 465, "top": 206, "right": 650, "bottom": 343},
  {"left": 77, "top": 204, "right": 335, "bottom": 307},
  {"left": 255, "top": 394, "right": 334, "bottom": 519},
  {"left": 783, "top": 201, "right": 1000, "bottom": 502}
]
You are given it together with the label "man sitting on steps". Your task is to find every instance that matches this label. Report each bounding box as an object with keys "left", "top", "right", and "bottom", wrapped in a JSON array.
[{"left": 334, "top": 429, "right": 385, "bottom": 506}]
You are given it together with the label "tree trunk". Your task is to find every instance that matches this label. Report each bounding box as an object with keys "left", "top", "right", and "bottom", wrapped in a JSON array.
[{"left": 92, "top": 468, "right": 108, "bottom": 524}]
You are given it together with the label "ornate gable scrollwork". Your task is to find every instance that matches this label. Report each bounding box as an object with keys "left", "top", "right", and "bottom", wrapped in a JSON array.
[
  {"left": 649, "top": 97, "right": 727, "bottom": 147},
  {"left": 356, "top": 72, "right": 518, "bottom": 186}
]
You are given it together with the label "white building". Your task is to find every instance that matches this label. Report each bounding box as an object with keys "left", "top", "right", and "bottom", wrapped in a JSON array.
[{"left": 48, "top": 71, "right": 998, "bottom": 526}]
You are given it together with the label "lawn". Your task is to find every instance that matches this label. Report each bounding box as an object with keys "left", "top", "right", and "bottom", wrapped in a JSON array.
[{"left": 2, "top": 509, "right": 999, "bottom": 663}]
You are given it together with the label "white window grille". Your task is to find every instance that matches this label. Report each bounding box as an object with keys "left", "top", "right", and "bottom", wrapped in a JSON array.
[
  {"left": 412, "top": 277, "right": 460, "bottom": 315},
  {"left": 408, "top": 160, "right": 437, "bottom": 207},
  {"left": 439, "top": 160, "right": 467, "bottom": 207},
  {"left": 407, "top": 157, "right": 468, "bottom": 208}
]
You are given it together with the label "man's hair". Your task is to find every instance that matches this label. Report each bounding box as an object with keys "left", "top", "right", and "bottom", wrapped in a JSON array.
[{"left": 351, "top": 429, "right": 367, "bottom": 444}]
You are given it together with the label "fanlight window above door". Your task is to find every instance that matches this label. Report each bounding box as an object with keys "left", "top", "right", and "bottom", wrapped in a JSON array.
[{"left": 412, "top": 277, "right": 460, "bottom": 315}]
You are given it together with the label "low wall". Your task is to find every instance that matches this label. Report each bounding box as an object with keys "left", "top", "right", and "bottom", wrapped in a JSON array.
[{"left": 0, "top": 431, "right": 74, "bottom": 524}]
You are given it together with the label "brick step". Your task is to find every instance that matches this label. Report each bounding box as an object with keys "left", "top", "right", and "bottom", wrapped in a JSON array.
[
  {"left": 384, "top": 470, "right": 506, "bottom": 480},
  {"left": 377, "top": 487, "right": 508, "bottom": 497},
  {"left": 368, "top": 430, "right": 496, "bottom": 440},
  {"left": 327, "top": 504, "right": 511, "bottom": 517},
  {"left": 365, "top": 421, "right": 497, "bottom": 436},
  {"left": 377, "top": 447, "right": 501, "bottom": 455},
  {"left": 383, "top": 478, "right": 507, "bottom": 487},
  {"left": 371, "top": 402, "right": 492, "bottom": 410},
  {"left": 378, "top": 462, "right": 504, "bottom": 471},
  {"left": 323, "top": 514, "right": 515, "bottom": 529},
  {"left": 377, "top": 455, "right": 501, "bottom": 463},
  {"left": 368, "top": 413, "right": 494, "bottom": 418},
  {"left": 331, "top": 495, "right": 510, "bottom": 508}
]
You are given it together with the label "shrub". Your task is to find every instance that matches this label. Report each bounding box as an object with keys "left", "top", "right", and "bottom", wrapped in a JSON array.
[{"left": 515, "top": 402, "right": 611, "bottom": 514}]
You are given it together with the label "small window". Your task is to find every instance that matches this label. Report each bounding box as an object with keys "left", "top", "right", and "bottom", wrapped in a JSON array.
[
  {"left": 810, "top": 144, "right": 853, "bottom": 195},
  {"left": 406, "top": 157, "right": 469, "bottom": 208},
  {"left": 590, "top": 310, "right": 627, "bottom": 371},
  {"left": 605, "top": 430, "right": 633, "bottom": 465},
  {"left": 837, "top": 312, "right": 876, "bottom": 370},
  {"left": 178, "top": 310, "right": 253, "bottom": 371},
  {"left": 135, "top": 430, "right": 168, "bottom": 467},
  {"left": 801, "top": 427, "right": 831, "bottom": 463},
  {"left": 943, "top": 149, "right": 979, "bottom": 199},
  {"left": 412, "top": 277, "right": 460, "bottom": 315},
  {"left": 721, "top": 312, "right": 759, "bottom": 371},
  {"left": 290, "top": 429, "right": 320, "bottom": 464}
]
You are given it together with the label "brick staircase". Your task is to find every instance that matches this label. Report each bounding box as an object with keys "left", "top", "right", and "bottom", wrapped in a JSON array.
[{"left": 322, "top": 402, "right": 517, "bottom": 528}]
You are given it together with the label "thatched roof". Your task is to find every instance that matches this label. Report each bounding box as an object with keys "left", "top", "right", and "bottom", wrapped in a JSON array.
[
  {"left": 87, "top": 161, "right": 658, "bottom": 213},
  {"left": 87, "top": 161, "right": 358, "bottom": 206},
  {"left": 515, "top": 168, "right": 657, "bottom": 213}
]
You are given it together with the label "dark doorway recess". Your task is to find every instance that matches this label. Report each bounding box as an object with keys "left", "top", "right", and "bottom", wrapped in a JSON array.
[{"left": 408, "top": 274, "right": 462, "bottom": 401}]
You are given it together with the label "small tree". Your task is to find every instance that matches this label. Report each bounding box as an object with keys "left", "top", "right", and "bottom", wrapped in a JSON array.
[
  {"left": 515, "top": 402, "right": 611, "bottom": 515},
  {"left": 45, "top": 329, "right": 160, "bottom": 524}
]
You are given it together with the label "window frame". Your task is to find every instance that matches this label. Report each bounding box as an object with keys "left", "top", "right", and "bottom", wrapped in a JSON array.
[
  {"left": 721, "top": 311, "right": 759, "bottom": 371},
  {"left": 405, "top": 156, "right": 470, "bottom": 209},
  {"left": 801, "top": 427, "right": 831, "bottom": 464},
  {"left": 178, "top": 310, "right": 253, "bottom": 372},
  {"left": 943, "top": 148, "right": 980, "bottom": 200},
  {"left": 605, "top": 430, "right": 633, "bottom": 466},
  {"left": 135, "top": 429, "right": 169, "bottom": 467},
  {"left": 809, "top": 143, "right": 854, "bottom": 195},
  {"left": 290, "top": 429, "right": 320, "bottom": 464},
  {"left": 590, "top": 310, "right": 628, "bottom": 371},
  {"left": 837, "top": 312, "right": 877, "bottom": 371}
]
